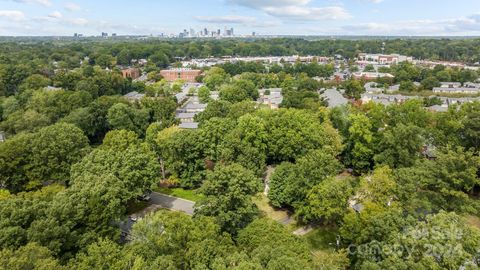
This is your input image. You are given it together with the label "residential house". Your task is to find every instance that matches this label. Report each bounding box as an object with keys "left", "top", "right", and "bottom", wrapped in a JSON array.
[{"left": 320, "top": 88, "right": 348, "bottom": 108}]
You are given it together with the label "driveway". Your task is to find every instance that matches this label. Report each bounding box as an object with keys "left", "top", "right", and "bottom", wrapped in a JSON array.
[{"left": 149, "top": 192, "right": 195, "bottom": 215}]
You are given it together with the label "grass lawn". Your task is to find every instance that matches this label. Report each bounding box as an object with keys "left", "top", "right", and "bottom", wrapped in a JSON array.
[
  {"left": 253, "top": 193, "right": 293, "bottom": 222},
  {"left": 303, "top": 226, "right": 340, "bottom": 251},
  {"left": 155, "top": 187, "right": 203, "bottom": 202}
]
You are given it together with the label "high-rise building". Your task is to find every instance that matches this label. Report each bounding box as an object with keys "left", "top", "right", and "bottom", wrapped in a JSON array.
[
  {"left": 203, "top": 28, "right": 208, "bottom": 36},
  {"left": 230, "top": 28, "right": 234, "bottom": 36}
]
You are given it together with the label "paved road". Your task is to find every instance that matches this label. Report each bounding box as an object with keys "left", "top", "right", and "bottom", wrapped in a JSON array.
[{"left": 149, "top": 192, "right": 195, "bottom": 215}]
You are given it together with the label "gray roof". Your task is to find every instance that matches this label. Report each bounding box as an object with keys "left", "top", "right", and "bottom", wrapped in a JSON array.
[
  {"left": 124, "top": 91, "right": 145, "bottom": 100},
  {"left": 179, "top": 122, "right": 199, "bottom": 129},
  {"left": 428, "top": 105, "right": 448, "bottom": 112},
  {"left": 433, "top": 87, "right": 480, "bottom": 93},
  {"left": 176, "top": 112, "right": 196, "bottom": 119},
  {"left": 185, "top": 103, "right": 207, "bottom": 110},
  {"left": 321, "top": 88, "right": 348, "bottom": 108}
]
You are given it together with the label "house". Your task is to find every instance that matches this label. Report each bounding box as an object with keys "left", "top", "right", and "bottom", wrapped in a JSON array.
[
  {"left": 121, "top": 68, "right": 141, "bottom": 80},
  {"left": 179, "top": 122, "right": 199, "bottom": 129},
  {"left": 320, "top": 88, "right": 348, "bottom": 108},
  {"left": 123, "top": 91, "right": 145, "bottom": 101},
  {"left": 440, "top": 82, "right": 462, "bottom": 88},
  {"left": 160, "top": 68, "right": 202, "bottom": 82},
  {"left": 258, "top": 88, "right": 283, "bottom": 109},
  {"left": 184, "top": 102, "right": 207, "bottom": 113},
  {"left": 364, "top": 82, "right": 384, "bottom": 93},
  {"left": 175, "top": 112, "right": 196, "bottom": 123},
  {"left": 433, "top": 82, "right": 480, "bottom": 94},
  {"left": 44, "top": 86, "right": 62, "bottom": 91},
  {"left": 361, "top": 93, "right": 420, "bottom": 105}
]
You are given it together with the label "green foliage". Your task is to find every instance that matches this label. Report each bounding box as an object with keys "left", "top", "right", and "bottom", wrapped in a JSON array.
[
  {"left": 0, "top": 123, "right": 89, "bottom": 192},
  {"left": 237, "top": 218, "right": 313, "bottom": 269},
  {"left": 195, "top": 163, "right": 261, "bottom": 234},
  {"left": 107, "top": 103, "right": 149, "bottom": 136},
  {"left": 345, "top": 113, "right": 374, "bottom": 173},
  {"left": 71, "top": 142, "right": 159, "bottom": 200},
  {"left": 299, "top": 177, "right": 355, "bottom": 224},
  {"left": 354, "top": 212, "right": 480, "bottom": 269},
  {"left": 197, "top": 85, "right": 211, "bottom": 103},
  {"left": 0, "top": 242, "right": 65, "bottom": 270},
  {"left": 261, "top": 109, "right": 343, "bottom": 163},
  {"left": 220, "top": 114, "right": 268, "bottom": 175},
  {"left": 268, "top": 150, "right": 343, "bottom": 213},
  {"left": 344, "top": 79, "right": 365, "bottom": 100},
  {"left": 374, "top": 124, "right": 425, "bottom": 168}
]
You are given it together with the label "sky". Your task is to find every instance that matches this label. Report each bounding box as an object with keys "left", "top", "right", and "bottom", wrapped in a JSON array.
[{"left": 0, "top": 0, "right": 480, "bottom": 36}]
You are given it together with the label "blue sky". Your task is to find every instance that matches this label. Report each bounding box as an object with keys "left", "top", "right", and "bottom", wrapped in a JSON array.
[{"left": 0, "top": 0, "right": 480, "bottom": 36}]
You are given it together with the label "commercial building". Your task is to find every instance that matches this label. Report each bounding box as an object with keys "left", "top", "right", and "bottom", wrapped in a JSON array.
[
  {"left": 357, "top": 53, "right": 413, "bottom": 65},
  {"left": 160, "top": 68, "right": 202, "bottom": 82},
  {"left": 353, "top": 72, "right": 394, "bottom": 81}
]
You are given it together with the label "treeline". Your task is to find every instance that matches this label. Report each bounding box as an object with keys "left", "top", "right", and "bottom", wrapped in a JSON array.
[{"left": 0, "top": 40, "right": 480, "bottom": 269}]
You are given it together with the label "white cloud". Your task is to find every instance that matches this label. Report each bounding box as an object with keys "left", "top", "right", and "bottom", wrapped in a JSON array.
[
  {"left": 228, "top": 0, "right": 311, "bottom": 9},
  {"left": 64, "top": 2, "right": 82, "bottom": 12},
  {"left": 227, "top": 0, "right": 350, "bottom": 21},
  {"left": 48, "top": 11, "right": 62, "bottom": 19},
  {"left": 341, "top": 14, "right": 480, "bottom": 35},
  {"left": 66, "top": 17, "right": 88, "bottom": 26},
  {"left": 0, "top": 10, "right": 25, "bottom": 21},
  {"left": 195, "top": 15, "right": 257, "bottom": 24},
  {"left": 263, "top": 6, "right": 351, "bottom": 20},
  {"left": 9, "top": 0, "right": 52, "bottom": 6}
]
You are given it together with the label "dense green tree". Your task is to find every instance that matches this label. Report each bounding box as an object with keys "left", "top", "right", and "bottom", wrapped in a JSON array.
[
  {"left": 374, "top": 124, "right": 425, "bottom": 168},
  {"left": 298, "top": 177, "right": 355, "bottom": 224},
  {"left": 195, "top": 163, "right": 261, "bottom": 234},
  {"left": 237, "top": 218, "right": 313, "bottom": 269},
  {"left": 107, "top": 103, "right": 149, "bottom": 136},
  {"left": 0, "top": 243, "right": 65, "bottom": 270},
  {"left": 268, "top": 150, "right": 342, "bottom": 211},
  {"left": 71, "top": 142, "right": 159, "bottom": 199},
  {"left": 355, "top": 212, "right": 480, "bottom": 269},
  {"left": 197, "top": 85, "right": 211, "bottom": 103},
  {"left": 0, "top": 123, "right": 89, "bottom": 192},
  {"left": 345, "top": 114, "right": 374, "bottom": 173},
  {"left": 344, "top": 79, "right": 365, "bottom": 100},
  {"left": 220, "top": 114, "right": 268, "bottom": 175}
]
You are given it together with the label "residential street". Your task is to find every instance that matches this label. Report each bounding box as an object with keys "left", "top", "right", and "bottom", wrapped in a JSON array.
[{"left": 150, "top": 192, "right": 195, "bottom": 215}]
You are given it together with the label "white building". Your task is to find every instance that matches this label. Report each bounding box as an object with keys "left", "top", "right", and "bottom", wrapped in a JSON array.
[{"left": 357, "top": 53, "right": 413, "bottom": 65}]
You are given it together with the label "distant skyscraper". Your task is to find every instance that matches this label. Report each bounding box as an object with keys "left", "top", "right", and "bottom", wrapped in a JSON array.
[
  {"left": 217, "top": 29, "right": 221, "bottom": 36},
  {"left": 230, "top": 28, "right": 234, "bottom": 36},
  {"left": 204, "top": 28, "right": 208, "bottom": 36}
]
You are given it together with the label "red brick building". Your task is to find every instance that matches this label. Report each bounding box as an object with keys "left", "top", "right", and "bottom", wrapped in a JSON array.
[
  {"left": 160, "top": 68, "right": 201, "bottom": 82},
  {"left": 121, "top": 68, "right": 140, "bottom": 80}
]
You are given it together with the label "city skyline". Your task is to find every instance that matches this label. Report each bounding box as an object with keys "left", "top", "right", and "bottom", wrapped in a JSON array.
[{"left": 0, "top": 0, "right": 480, "bottom": 36}]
